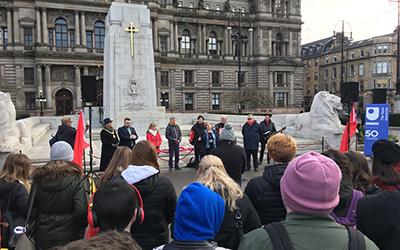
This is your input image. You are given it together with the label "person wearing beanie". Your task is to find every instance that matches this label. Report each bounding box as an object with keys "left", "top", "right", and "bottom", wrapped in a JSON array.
[
  {"left": 190, "top": 115, "right": 206, "bottom": 165},
  {"left": 242, "top": 114, "right": 261, "bottom": 171},
  {"left": 259, "top": 114, "right": 277, "bottom": 164},
  {"left": 154, "top": 182, "right": 228, "bottom": 250},
  {"left": 211, "top": 124, "right": 246, "bottom": 185},
  {"left": 244, "top": 134, "right": 296, "bottom": 225},
  {"left": 239, "top": 151, "right": 378, "bottom": 250},
  {"left": 50, "top": 141, "right": 74, "bottom": 161},
  {"left": 357, "top": 139, "right": 400, "bottom": 250}
]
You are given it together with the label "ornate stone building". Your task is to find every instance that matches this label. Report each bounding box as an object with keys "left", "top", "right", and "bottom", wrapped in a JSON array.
[{"left": 0, "top": 0, "right": 303, "bottom": 116}]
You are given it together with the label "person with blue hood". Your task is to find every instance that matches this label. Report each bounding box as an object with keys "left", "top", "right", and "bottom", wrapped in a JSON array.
[{"left": 154, "top": 182, "right": 228, "bottom": 250}]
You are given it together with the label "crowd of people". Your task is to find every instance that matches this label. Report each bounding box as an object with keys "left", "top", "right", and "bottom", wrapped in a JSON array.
[{"left": 1, "top": 114, "right": 400, "bottom": 250}]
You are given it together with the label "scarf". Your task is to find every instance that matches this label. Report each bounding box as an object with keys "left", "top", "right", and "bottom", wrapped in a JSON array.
[
  {"left": 148, "top": 129, "right": 158, "bottom": 137},
  {"left": 371, "top": 176, "right": 400, "bottom": 192}
]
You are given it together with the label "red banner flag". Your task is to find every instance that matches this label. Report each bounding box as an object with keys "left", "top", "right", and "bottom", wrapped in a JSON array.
[
  {"left": 340, "top": 106, "right": 357, "bottom": 152},
  {"left": 73, "top": 111, "right": 89, "bottom": 168}
]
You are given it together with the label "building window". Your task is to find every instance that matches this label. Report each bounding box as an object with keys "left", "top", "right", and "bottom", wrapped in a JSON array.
[
  {"left": 188, "top": 2, "right": 194, "bottom": 8},
  {"left": 184, "top": 70, "right": 194, "bottom": 84},
  {"left": 376, "top": 44, "right": 389, "bottom": 54},
  {"left": 160, "top": 92, "right": 169, "bottom": 109},
  {"left": 86, "top": 31, "right": 93, "bottom": 49},
  {"left": 212, "top": 93, "right": 221, "bottom": 110},
  {"left": 181, "top": 30, "right": 191, "bottom": 54},
  {"left": 350, "top": 65, "right": 355, "bottom": 77},
  {"left": 333, "top": 56, "right": 337, "bottom": 62},
  {"left": 274, "top": 92, "right": 285, "bottom": 107},
  {"left": 160, "top": 37, "right": 168, "bottom": 53},
  {"left": 177, "top": 1, "right": 183, "bottom": 7},
  {"left": 216, "top": 5, "right": 221, "bottom": 11},
  {"left": 314, "top": 72, "right": 318, "bottom": 80},
  {"left": 360, "top": 50, "right": 365, "bottom": 57},
  {"left": 314, "top": 60, "right": 318, "bottom": 66},
  {"left": 275, "top": 33, "right": 284, "bottom": 56},
  {"left": 161, "top": 71, "right": 169, "bottom": 86},
  {"left": 350, "top": 52, "right": 355, "bottom": 59},
  {"left": 23, "top": 27, "right": 33, "bottom": 46},
  {"left": 211, "top": 71, "right": 221, "bottom": 85},
  {"left": 325, "top": 57, "right": 329, "bottom": 64},
  {"left": 184, "top": 93, "right": 194, "bottom": 110},
  {"left": 332, "top": 67, "right": 337, "bottom": 78},
  {"left": 276, "top": 72, "right": 284, "bottom": 87},
  {"left": 70, "top": 30, "right": 75, "bottom": 47},
  {"left": 359, "top": 63, "right": 364, "bottom": 76},
  {"left": 49, "top": 29, "right": 54, "bottom": 47},
  {"left": 24, "top": 67, "right": 35, "bottom": 85},
  {"left": 324, "top": 68, "right": 329, "bottom": 80},
  {"left": 208, "top": 32, "right": 217, "bottom": 55},
  {"left": 25, "top": 92, "right": 36, "bottom": 110},
  {"left": 2, "top": 28, "right": 8, "bottom": 48},
  {"left": 55, "top": 18, "right": 68, "bottom": 48},
  {"left": 375, "top": 62, "right": 389, "bottom": 74},
  {"left": 95, "top": 21, "right": 105, "bottom": 49},
  {"left": 205, "top": 4, "right": 210, "bottom": 9}
]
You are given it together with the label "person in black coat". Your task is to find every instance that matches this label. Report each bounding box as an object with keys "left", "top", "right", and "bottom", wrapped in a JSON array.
[
  {"left": 211, "top": 124, "right": 246, "bottom": 186},
  {"left": 191, "top": 115, "right": 206, "bottom": 164},
  {"left": 100, "top": 118, "right": 119, "bottom": 172},
  {"left": 55, "top": 117, "right": 76, "bottom": 148},
  {"left": 165, "top": 117, "right": 182, "bottom": 170},
  {"left": 121, "top": 141, "right": 177, "bottom": 250},
  {"left": 215, "top": 115, "right": 228, "bottom": 135},
  {"left": 259, "top": 114, "right": 277, "bottom": 164},
  {"left": 196, "top": 155, "right": 261, "bottom": 250},
  {"left": 244, "top": 134, "right": 297, "bottom": 225},
  {"left": 117, "top": 117, "right": 138, "bottom": 149},
  {"left": 29, "top": 160, "right": 88, "bottom": 250},
  {"left": 357, "top": 140, "right": 400, "bottom": 250},
  {"left": 241, "top": 114, "right": 261, "bottom": 171},
  {"left": 0, "top": 154, "right": 30, "bottom": 249}
]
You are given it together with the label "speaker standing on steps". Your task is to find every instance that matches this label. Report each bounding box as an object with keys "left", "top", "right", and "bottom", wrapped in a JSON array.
[
  {"left": 373, "top": 88, "right": 387, "bottom": 104},
  {"left": 81, "top": 76, "right": 97, "bottom": 103},
  {"left": 341, "top": 81, "right": 359, "bottom": 104}
]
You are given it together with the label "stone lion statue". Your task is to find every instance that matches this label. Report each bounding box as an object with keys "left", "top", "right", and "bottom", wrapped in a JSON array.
[
  {"left": 0, "top": 92, "right": 21, "bottom": 152},
  {"left": 285, "top": 91, "right": 344, "bottom": 136}
]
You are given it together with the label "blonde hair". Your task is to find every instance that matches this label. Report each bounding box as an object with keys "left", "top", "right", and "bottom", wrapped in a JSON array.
[
  {"left": 0, "top": 153, "right": 31, "bottom": 191},
  {"left": 267, "top": 134, "right": 297, "bottom": 163},
  {"left": 148, "top": 122, "right": 157, "bottom": 130},
  {"left": 61, "top": 117, "right": 71, "bottom": 125},
  {"left": 196, "top": 155, "right": 243, "bottom": 211},
  {"left": 100, "top": 146, "right": 132, "bottom": 184}
]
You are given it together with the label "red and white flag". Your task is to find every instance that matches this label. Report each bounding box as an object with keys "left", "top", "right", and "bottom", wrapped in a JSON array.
[
  {"left": 340, "top": 105, "right": 357, "bottom": 152},
  {"left": 73, "top": 111, "right": 89, "bottom": 168}
]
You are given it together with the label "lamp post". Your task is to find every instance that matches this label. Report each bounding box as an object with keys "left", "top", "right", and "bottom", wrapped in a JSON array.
[{"left": 36, "top": 90, "right": 47, "bottom": 116}]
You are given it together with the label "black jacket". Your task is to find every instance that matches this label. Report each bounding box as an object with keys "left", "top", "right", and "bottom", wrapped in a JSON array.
[
  {"left": 56, "top": 124, "right": 76, "bottom": 148},
  {"left": 165, "top": 123, "right": 182, "bottom": 143},
  {"left": 357, "top": 190, "right": 400, "bottom": 250},
  {"left": 118, "top": 126, "right": 138, "bottom": 149},
  {"left": 241, "top": 122, "right": 261, "bottom": 150},
  {"left": 215, "top": 194, "right": 261, "bottom": 250},
  {"left": 29, "top": 167, "right": 87, "bottom": 249},
  {"left": 259, "top": 120, "right": 277, "bottom": 144},
  {"left": 211, "top": 140, "right": 246, "bottom": 185},
  {"left": 100, "top": 128, "right": 119, "bottom": 171},
  {"left": 0, "top": 179, "right": 28, "bottom": 248},
  {"left": 244, "top": 164, "right": 287, "bottom": 225},
  {"left": 215, "top": 123, "right": 225, "bottom": 135},
  {"left": 191, "top": 123, "right": 206, "bottom": 148},
  {"left": 131, "top": 175, "right": 177, "bottom": 250},
  {"left": 162, "top": 240, "right": 221, "bottom": 250}
]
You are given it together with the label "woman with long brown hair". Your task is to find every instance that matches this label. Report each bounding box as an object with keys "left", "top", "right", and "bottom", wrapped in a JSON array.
[
  {"left": 0, "top": 153, "right": 31, "bottom": 248},
  {"left": 99, "top": 146, "right": 132, "bottom": 184},
  {"left": 121, "top": 141, "right": 176, "bottom": 250}
]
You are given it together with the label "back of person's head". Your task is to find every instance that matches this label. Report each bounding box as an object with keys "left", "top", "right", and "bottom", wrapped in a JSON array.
[
  {"left": 372, "top": 139, "right": 400, "bottom": 186},
  {"left": 0, "top": 153, "right": 31, "bottom": 190},
  {"left": 344, "top": 151, "right": 372, "bottom": 192},
  {"left": 130, "top": 141, "right": 160, "bottom": 170},
  {"left": 58, "top": 230, "right": 142, "bottom": 250},
  {"left": 280, "top": 151, "right": 342, "bottom": 215},
  {"left": 174, "top": 182, "right": 225, "bottom": 242},
  {"left": 93, "top": 179, "right": 138, "bottom": 232},
  {"left": 32, "top": 160, "right": 82, "bottom": 185},
  {"left": 219, "top": 123, "right": 236, "bottom": 142},
  {"left": 100, "top": 146, "right": 132, "bottom": 184},
  {"left": 50, "top": 141, "right": 74, "bottom": 161},
  {"left": 267, "top": 134, "right": 297, "bottom": 163},
  {"left": 196, "top": 155, "right": 242, "bottom": 211}
]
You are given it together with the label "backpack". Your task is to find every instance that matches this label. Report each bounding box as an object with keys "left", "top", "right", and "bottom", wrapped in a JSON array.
[
  {"left": 331, "top": 190, "right": 363, "bottom": 227},
  {"left": 264, "top": 221, "right": 366, "bottom": 250}
]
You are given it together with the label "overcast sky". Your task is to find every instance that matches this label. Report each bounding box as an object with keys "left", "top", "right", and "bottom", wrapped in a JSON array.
[{"left": 302, "top": 0, "right": 398, "bottom": 44}]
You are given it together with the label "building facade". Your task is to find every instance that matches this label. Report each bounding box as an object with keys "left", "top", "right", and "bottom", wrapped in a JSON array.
[
  {"left": 0, "top": 0, "right": 303, "bottom": 116},
  {"left": 302, "top": 32, "right": 397, "bottom": 110}
]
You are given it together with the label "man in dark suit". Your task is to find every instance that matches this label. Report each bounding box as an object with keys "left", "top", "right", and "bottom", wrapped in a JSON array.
[{"left": 117, "top": 117, "right": 138, "bottom": 149}]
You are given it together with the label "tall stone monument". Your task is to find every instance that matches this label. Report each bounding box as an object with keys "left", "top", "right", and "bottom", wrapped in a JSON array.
[{"left": 104, "top": 3, "right": 165, "bottom": 134}]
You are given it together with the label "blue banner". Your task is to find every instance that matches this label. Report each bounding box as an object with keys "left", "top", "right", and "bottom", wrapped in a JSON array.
[{"left": 364, "top": 104, "right": 390, "bottom": 156}]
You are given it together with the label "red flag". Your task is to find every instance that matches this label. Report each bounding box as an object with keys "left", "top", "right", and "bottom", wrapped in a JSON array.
[
  {"left": 73, "top": 111, "right": 89, "bottom": 168},
  {"left": 340, "top": 105, "right": 357, "bottom": 152}
]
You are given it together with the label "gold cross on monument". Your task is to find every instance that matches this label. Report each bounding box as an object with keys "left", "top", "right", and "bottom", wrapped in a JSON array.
[{"left": 125, "top": 22, "right": 139, "bottom": 58}]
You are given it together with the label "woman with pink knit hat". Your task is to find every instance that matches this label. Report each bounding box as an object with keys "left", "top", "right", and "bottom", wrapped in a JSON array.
[{"left": 238, "top": 151, "right": 378, "bottom": 250}]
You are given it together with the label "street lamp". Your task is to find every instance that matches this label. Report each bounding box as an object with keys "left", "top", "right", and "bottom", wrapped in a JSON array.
[{"left": 36, "top": 90, "right": 47, "bottom": 116}]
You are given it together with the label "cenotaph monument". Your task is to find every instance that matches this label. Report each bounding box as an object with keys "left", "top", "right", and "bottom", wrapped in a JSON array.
[{"left": 103, "top": 2, "right": 165, "bottom": 134}]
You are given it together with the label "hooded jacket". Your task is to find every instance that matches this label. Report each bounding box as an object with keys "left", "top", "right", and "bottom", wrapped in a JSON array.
[
  {"left": 56, "top": 124, "right": 76, "bottom": 148},
  {"left": 244, "top": 163, "right": 288, "bottom": 225},
  {"left": 29, "top": 164, "right": 87, "bottom": 250},
  {"left": 122, "top": 165, "right": 177, "bottom": 250}
]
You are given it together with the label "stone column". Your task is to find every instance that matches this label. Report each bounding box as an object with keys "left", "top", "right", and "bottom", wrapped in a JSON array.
[
  {"left": 35, "top": 8, "right": 41, "bottom": 44},
  {"left": 83, "top": 67, "right": 89, "bottom": 75},
  {"left": 42, "top": 8, "right": 48, "bottom": 45},
  {"left": 13, "top": 8, "right": 20, "bottom": 44},
  {"left": 269, "top": 72, "right": 274, "bottom": 100},
  {"left": 202, "top": 24, "right": 206, "bottom": 54},
  {"left": 175, "top": 22, "right": 179, "bottom": 52},
  {"left": 80, "top": 12, "right": 86, "bottom": 47},
  {"left": 289, "top": 31, "right": 293, "bottom": 56},
  {"left": 224, "top": 28, "right": 228, "bottom": 56},
  {"left": 15, "top": 65, "right": 24, "bottom": 110},
  {"left": 36, "top": 65, "right": 43, "bottom": 92},
  {"left": 6, "top": 9, "right": 12, "bottom": 47},
  {"left": 249, "top": 29, "right": 254, "bottom": 56},
  {"left": 74, "top": 11, "right": 80, "bottom": 46},
  {"left": 45, "top": 65, "right": 52, "bottom": 109},
  {"left": 154, "top": 18, "right": 159, "bottom": 51},
  {"left": 75, "top": 66, "right": 82, "bottom": 108},
  {"left": 170, "top": 21, "right": 174, "bottom": 52},
  {"left": 228, "top": 28, "right": 232, "bottom": 55},
  {"left": 197, "top": 24, "right": 202, "bottom": 55},
  {"left": 289, "top": 72, "right": 294, "bottom": 105}
]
